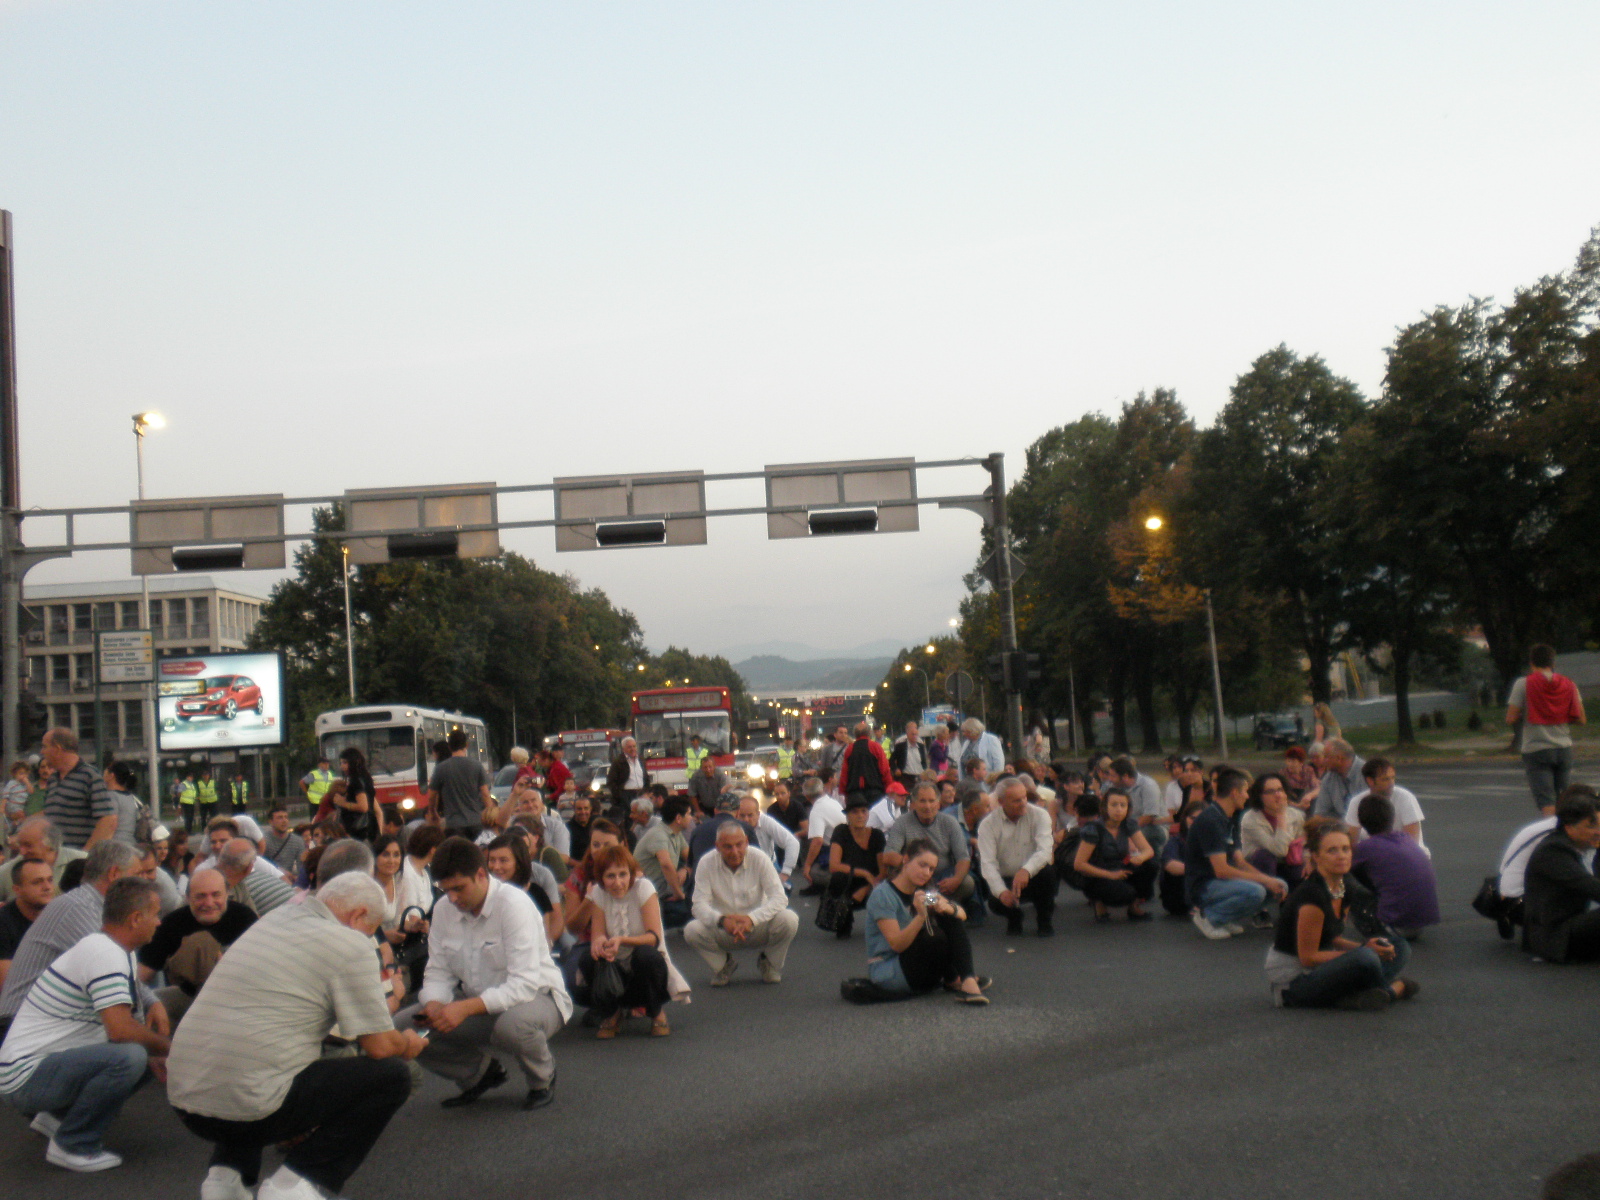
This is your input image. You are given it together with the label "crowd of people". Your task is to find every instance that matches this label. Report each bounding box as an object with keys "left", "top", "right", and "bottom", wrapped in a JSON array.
[{"left": 0, "top": 653, "right": 1591, "bottom": 1196}]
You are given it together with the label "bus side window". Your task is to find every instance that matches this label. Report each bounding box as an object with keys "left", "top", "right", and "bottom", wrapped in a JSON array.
[{"left": 416, "top": 734, "right": 429, "bottom": 789}]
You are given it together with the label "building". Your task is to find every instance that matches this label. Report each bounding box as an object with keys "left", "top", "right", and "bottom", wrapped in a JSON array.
[{"left": 21, "top": 576, "right": 267, "bottom": 762}]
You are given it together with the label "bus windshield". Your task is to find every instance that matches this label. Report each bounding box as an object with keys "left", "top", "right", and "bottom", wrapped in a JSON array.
[
  {"left": 634, "top": 711, "right": 731, "bottom": 760},
  {"left": 567, "top": 742, "right": 613, "bottom": 770},
  {"left": 320, "top": 726, "right": 419, "bottom": 779}
]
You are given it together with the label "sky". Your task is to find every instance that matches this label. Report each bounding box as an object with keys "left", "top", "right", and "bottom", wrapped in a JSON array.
[{"left": 3, "top": 2, "right": 1597, "bottom": 659}]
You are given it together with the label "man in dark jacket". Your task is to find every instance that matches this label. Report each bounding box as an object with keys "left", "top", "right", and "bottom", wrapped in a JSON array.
[
  {"left": 605, "top": 737, "right": 650, "bottom": 823},
  {"left": 1523, "top": 789, "right": 1600, "bottom": 963},
  {"left": 839, "top": 723, "right": 891, "bottom": 808}
]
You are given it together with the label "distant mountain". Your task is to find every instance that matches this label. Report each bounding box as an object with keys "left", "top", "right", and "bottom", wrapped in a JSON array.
[
  {"left": 734, "top": 654, "right": 892, "bottom": 691},
  {"left": 721, "top": 636, "right": 927, "bottom": 662}
]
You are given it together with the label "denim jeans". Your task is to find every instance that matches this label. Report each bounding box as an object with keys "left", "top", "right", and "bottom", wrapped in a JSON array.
[
  {"left": 4, "top": 1042, "right": 150, "bottom": 1154},
  {"left": 1195, "top": 878, "right": 1268, "bottom": 926},
  {"left": 1283, "top": 939, "right": 1410, "bottom": 1008},
  {"left": 1522, "top": 747, "right": 1572, "bottom": 811}
]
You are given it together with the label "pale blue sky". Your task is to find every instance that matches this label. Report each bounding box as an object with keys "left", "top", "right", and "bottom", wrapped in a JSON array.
[{"left": 3, "top": 2, "right": 1597, "bottom": 656}]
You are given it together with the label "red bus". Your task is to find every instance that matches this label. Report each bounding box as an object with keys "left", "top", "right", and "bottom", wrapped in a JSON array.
[{"left": 632, "top": 687, "right": 734, "bottom": 791}]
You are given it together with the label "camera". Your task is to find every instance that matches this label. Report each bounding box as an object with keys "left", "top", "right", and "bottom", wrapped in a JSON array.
[{"left": 922, "top": 890, "right": 942, "bottom": 908}]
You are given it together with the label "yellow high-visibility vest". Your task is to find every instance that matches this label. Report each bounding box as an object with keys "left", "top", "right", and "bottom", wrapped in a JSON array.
[
  {"left": 777, "top": 747, "right": 794, "bottom": 778},
  {"left": 685, "top": 745, "right": 707, "bottom": 773}
]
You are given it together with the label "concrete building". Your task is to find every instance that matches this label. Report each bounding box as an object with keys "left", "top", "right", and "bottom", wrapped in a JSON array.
[{"left": 21, "top": 576, "right": 267, "bottom": 762}]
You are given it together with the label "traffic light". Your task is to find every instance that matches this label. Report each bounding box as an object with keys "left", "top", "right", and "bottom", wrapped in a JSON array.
[
  {"left": 1021, "top": 651, "right": 1043, "bottom": 684},
  {"left": 985, "top": 654, "right": 1006, "bottom": 686},
  {"left": 18, "top": 688, "right": 48, "bottom": 749}
]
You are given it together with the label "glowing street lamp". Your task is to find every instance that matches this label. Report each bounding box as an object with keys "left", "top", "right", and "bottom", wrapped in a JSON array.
[{"left": 1144, "top": 515, "right": 1163, "bottom": 531}]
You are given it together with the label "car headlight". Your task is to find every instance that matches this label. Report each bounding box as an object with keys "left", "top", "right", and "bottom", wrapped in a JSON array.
[
  {"left": 590, "top": 778, "right": 602, "bottom": 791},
  {"left": 746, "top": 764, "right": 764, "bottom": 782}
]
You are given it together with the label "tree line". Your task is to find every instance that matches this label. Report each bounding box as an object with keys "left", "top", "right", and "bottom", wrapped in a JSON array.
[
  {"left": 934, "top": 226, "right": 1600, "bottom": 752},
  {"left": 248, "top": 506, "right": 749, "bottom": 762}
]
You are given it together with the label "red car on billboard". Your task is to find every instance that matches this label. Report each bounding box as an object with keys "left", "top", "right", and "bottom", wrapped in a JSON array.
[{"left": 175, "top": 675, "right": 264, "bottom": 722}]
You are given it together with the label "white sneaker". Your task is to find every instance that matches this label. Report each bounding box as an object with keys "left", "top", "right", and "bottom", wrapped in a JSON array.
[
  {"left": 46, "top": 1139, "right": 123, "bottom": 1172},
  {"left": 260, "top": 1166, "right": 324, "bottom": 1199},
  {"left": 757, "top": 953, "right": 781, "bottom": 984},
  {"left": 1224, "top": 922, "right": 1246, "bottom": 935},
  {"left": 709, "top": 958, "right": 739, "bottom": 987},
  {"left": 202, "top": 1164, "right": 256, "bottom": 1199},
  {"left": 1192, "top": 912, "right": 1232, "bottom": 940},
  {"left": 29, "top": 1111, "right": 61, "bottom": 1138}
]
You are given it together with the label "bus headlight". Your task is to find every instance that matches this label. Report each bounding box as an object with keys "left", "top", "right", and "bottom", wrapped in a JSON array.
[
  {"left": 589, "top": 778, "right": 603, "bottom": 792},
  {"left": 400, "top": 798, "right": 415, "bottom": 811}
]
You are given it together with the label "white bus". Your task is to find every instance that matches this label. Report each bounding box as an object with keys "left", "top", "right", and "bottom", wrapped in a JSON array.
[{"left": 314, "top": 705, "right": 494, "bottom": 814}]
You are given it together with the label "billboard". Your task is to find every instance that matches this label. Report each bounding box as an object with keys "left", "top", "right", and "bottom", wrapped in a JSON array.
[{"left": 157, "top": 651, "right": 284, "bottom": 752}]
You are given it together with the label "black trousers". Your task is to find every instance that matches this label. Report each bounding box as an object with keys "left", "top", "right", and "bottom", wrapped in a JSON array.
[
  {"left": 1159, "top": 867, "right": 1189, "bottom": 916},
  {"left": 987, "top": 867, "right": 1056, "bottom": 928},
  {"left": 1561, "top": 910, "right": 1600, "bottom": 962},
  {"left": 591, "top": 945, "right": 670, "bottom": 1018},
  {"left": 177, "top": 1055, "right": 410, "bottom": 1192},
  {"left": 899, "top": 913, "right": 976, "bottom": 991},
  {"left": 1082, "top": 858, "right": 1158, "bottom": 908}
]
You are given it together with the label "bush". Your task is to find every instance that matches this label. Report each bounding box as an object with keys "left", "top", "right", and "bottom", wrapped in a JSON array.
[
  {"left": 1433, "top": 709, "right": 1447, "bottom": 728},
  {"left": 1416, "top": 713, "right": 1431, "bottom": 730},
  {"left": 1467, "top": 710, "right": 1483, "bottom": 731}
]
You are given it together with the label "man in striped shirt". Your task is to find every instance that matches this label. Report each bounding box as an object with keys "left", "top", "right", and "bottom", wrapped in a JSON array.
[
  {"left": 215, "top": 839, "right": 297, "bottom": 917},
  {"left": 0, "top": 841, "right": 167, "bottom": 1037},
  {"left": 0, "top": 877, "right": 169, "bottom": 1172},
  {"left": 39, "top": 727, "right": 117, "bottom": 851}
]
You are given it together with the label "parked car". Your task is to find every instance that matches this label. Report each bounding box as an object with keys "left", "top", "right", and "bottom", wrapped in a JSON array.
[
  {"left": 1252, "top": 712, "right": 1306, "bottom": 751},
  {"left": 175, "top": 675, "right": 263, "bottom": 722}
]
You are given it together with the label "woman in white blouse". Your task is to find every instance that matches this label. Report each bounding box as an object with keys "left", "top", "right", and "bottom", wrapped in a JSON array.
[{"left": 587, "top": 843, "right": 690, "bottom": 1039}]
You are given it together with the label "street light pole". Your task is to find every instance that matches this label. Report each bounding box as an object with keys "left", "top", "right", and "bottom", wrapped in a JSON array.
[
  {"left": 985, "top": 453, "right": 1025, "bottom": 756},
  {"left": 341, "top": 544, "right": 356, "bottom": 703},
  {"left": 1204, "top": 588, "right": 1228, "bottom": 760},
  {"left": 904, "top": 665, "right": 930, "bottom": 712},
  {"left": 133, "top": 413, "right": 163, "bottom": 819},
  {"left": 0, "top": 212, "right": 19, "bottom": 773}
]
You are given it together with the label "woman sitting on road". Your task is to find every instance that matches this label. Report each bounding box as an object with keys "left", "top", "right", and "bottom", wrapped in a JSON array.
[
  {"left": 1281, "top": 746, "right": 1319, "bottom": 809},
  {"left": 827, "top": 796, "right": 886, "bottom": 938},
  {"left": 1160, "top": 800, "right": 1204, "bottom": 916},
  {"left": 486, "top": 833, "right": 564, "bottom": 949},
  {"left": 586, "top": 843, "right": 688, "bottom": 1038},
  {"left": 866, "top": 839, "right": 988, "bottom": 1004},
  {"left": 1241, "top": 772, "right": 1307, "bottom": 889},
  {"left": 1264, "top": 819, "right": 1419, "bottom": 1010},
  {"left": 372, "top": 833, "right": 407, "bottom": 944},
  {"left": 1072, "top": 788, "right": 1157, "bottom": 922}
]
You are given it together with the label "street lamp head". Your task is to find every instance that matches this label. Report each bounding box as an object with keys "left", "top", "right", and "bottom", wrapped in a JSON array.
[
  {"left": 903, "top": 664, "right": 912, "bottom": 673},
  {"left": 132, "top": 411, "right": 165, "bottom": 434},
  {"left": 1144, "top": 515, "right": 1163, "bottom": 531},
  {"left": 948, "top": 618, "right": 959, "bottom": 628},
  {"left": 925, "top": 644, "right": 936, "bottom": 655}
]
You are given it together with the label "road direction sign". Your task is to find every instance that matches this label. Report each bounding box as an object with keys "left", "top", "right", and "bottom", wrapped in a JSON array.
[{"left": 97, "top": 630, "right": 154, "bottom": 683}]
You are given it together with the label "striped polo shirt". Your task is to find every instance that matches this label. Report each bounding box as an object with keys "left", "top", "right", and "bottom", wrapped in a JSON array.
[
  {"left": 42, "top": 760, "right": 115, "bottom": 850},
  {"left": 0, "top": 931, "right": 138, "bottom": 1092}
]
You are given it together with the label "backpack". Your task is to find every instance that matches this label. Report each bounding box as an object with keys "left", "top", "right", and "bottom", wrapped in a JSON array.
[{"left": 842, "top": 740, "right": 885, "bottom": 795}]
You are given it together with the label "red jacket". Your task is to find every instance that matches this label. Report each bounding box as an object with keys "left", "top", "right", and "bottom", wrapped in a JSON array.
[
  {"left": 840, "top": 736, "right": 891, "bottom": 795},
  {"left": 1525, "top": 671, "right": 1582, "bottom": 726}
]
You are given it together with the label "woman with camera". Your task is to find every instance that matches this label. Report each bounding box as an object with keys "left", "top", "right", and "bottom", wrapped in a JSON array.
[
  {"left": 1264, "top": 818, "right": 1420, "bottom": 1011},
  {"left": 865, "top": 840, "right": 988, "bottom": 1004}
]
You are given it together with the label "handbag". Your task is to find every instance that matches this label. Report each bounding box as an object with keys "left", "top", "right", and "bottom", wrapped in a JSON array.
[
  {"left": 393, "top": 905, "right": 431, "bottom": 973},
  {"left": 815, "top": 884, "right": 854, "bottom": 933},
  {"left": 590, "top": 956, "right": 627, "bottom": 1009}
]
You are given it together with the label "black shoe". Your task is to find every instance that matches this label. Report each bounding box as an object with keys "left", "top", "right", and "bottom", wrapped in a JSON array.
[
  {"left": 441, "top": 1059, "right": 508, "bottom": 1108},
  {"left": 1036, "top": 922, "right": 1055, "bottom": 938},
  {"left": 1127, "top": 909, "right": 1152, "bottom": 922},
  {"left": 522, "top": 1072, "right": 556, "bottom": 1112},
  {"left": 1496, "top": 914, "right": 1515, "bottom": 941},
  {"left": 580, "top": 1008, "right": 603, "bottom": 1028}
]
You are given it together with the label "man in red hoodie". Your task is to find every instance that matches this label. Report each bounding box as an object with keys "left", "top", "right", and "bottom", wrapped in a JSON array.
[
  {"left": 1506, "top": 645, "right": 1587, "bottom": 814},
  {"left": 839, "top": 723, "right": 892, "bottom": 810}
]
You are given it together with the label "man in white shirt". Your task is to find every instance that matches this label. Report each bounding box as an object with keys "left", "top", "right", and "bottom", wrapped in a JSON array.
[
  {"left": 1342, "top": 757, "right": 1425, "bottom": 848},
  {"left": 0, "top": 877, "right": 168, "bottom": 1174},
  {"left": 799, "top": 778, "right": 846, "bottom": 894},
  {"left": 684, "top": 823, "right": 798, "bottom": 986},
  {"left": 867, "top": 782, "right": 911, "bottom": 835},
  {"left": 400, "top": 837, "right": 571, "bottom": 1113},
  {"left": 976, "top": 779, "right": 1056, "bottom": 936},
  {"left": 735, "top": 795, "right": 801, "bottom": 883}
]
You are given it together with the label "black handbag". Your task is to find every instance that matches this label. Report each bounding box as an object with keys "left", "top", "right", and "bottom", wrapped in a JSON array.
[
  {"left": 393, "top": 905, "right": 431, "bottom": 973},
  {"left": 815, "top": 884, "right": 854, "bottom": 933},
  {"left": 590, "top": 956, "right": 627, "bottom": 1009}
]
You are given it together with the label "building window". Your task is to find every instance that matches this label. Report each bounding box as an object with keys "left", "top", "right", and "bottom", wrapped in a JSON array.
[
  {"left": 122, "top": 701, "right": 143, "bottom": 743},
  {"left": 76, "top": 703, "right": 95, "bottom": 742},
  {"left": 50, "top": 655, "right": 70, "bottom": 684},
  {"left": 74, "top": 654, "right": 93, "bottom": 682},
  {"left": 168, "top": 598, "right": 188, "bottom": 634},
  {"left": 94, "top": 602, "right": 116, "bottom": 630},
  {"left": 50, "top": 704, "right": 71, "bottom": 730},
  {"left": 120, "top": 601, "right": 140, "bottom": 629}
]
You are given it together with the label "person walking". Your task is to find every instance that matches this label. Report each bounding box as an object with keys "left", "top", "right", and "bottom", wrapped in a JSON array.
[{"left": 1506, "top": 644, "right": 1587, "bottom": 816}]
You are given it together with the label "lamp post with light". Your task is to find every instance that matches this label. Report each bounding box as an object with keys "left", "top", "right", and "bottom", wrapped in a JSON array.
[
  {"left": 1143, "top": 513, "right": 1226, "bottom": 759},
  {"left": 903, "top": 662, "right": 931, "bottom": 712},
  {"left": 132, "top": 412, "right": 166, "bottom": 815}
]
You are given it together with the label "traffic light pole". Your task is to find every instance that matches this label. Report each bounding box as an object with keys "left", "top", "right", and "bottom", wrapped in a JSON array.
[
  {"left": 1, "top": 213, "right": 20, "bottom": 771},
  {"left": 985, "top": 453, "right": 1025, "bottom": 757}
]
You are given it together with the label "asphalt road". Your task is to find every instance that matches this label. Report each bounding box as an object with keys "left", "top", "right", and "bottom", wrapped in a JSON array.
[{"left": 3, "top": 761, "right": 1596, "bottom": 1200}]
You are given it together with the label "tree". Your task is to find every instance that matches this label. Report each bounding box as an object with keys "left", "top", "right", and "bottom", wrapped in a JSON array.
[
  {"left": 250, "top": 506, "right": 648, "bottom": 761},
  {"left": 1189, "top": 346, "right": 1366, "bottom": 704}
]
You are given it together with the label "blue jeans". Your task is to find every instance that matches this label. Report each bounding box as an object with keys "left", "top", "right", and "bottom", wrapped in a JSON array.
[
  {"left": 1522, "top": 747, "right": 1572, "bottom": 811},
  {"left": 1283, "top": 940, "right": 1410, "bottom": 1008},
  {"left": 4, "top": 1042, "right": 150, "bottom": 1154},
  {"left": 1195, "top": 878, "right": 1268, "bottom": 926}
]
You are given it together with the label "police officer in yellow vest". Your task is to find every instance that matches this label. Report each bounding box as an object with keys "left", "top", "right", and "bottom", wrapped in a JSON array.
[
  {"left": 300, "top": 755, "right": 335, "bottom": 819},
  {"left": 176, "top": 769, "right": 199, "bottom": 833},
  {"left": 195, "top": 767, "right": 219, "bottom": 826},
  {"left": 684, "top": 735, "right": 707, "bottom": 776},
  {"left": 777, "top": 736, "right": 795, "bottom": 780}
]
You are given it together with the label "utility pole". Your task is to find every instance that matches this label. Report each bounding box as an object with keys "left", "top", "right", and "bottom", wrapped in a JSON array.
[
  {"left": 1, "top": 213, "right": 21, "bottom": 770},
  {"left": 1204, "top": 588, "right": 1228, "bottom": 760},
  {"left": 985, "top": 453, "right": 1025, "bottom": 756}
]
